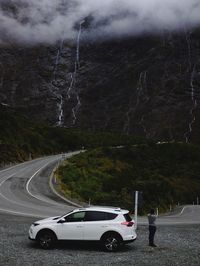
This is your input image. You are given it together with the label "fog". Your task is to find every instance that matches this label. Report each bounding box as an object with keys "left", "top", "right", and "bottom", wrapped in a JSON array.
[{"left": 0, "top": 0, "right": 200, "bottom": 45}]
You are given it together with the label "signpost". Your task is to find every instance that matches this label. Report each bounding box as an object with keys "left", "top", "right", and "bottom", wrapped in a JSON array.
[
  {"left": 134, "top": 191, "right": 143, "bottom": 230},
  {"left": 134, "top": 191, "right": 138, "bottom": 230}
]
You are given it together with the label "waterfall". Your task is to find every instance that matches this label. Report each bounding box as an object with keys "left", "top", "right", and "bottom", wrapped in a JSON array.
[
  {"left": 53, "top": 39, "right": 64, "bottom": 81},
  {"left": 67, "top": 73, "right": 74, "bottom": 99},
  {"left": 72, "top": 94, "right": 81, "bottom": 125},
  {"left": 124, "top": 71, "right": 148, "bottom": 135},
  {"left": 184, "top": 65, "right": 197, "bottom": 143},
  {"left": 57, "top": 95, "right": 64, "bottom": 126},
  {"left": 138, "top": 71, "right": 149, "bottom": 137},
  {"left": 185, "top": 30, "right": 192, "bottom": 71},
  {"left": 67, "top": 20, "right": 85, "bottom": 126},
  {"left": 184, "top": 30, "right": 198, "bottom": 143},
  {"left": 76, "top": 20, "right": 85, "bottom": 70},
  {"left": 53, "top": 49, "right": 60, "bottom": 81},
  {"left": 52, "top": 39, "right": 65, "bottom": 127}
]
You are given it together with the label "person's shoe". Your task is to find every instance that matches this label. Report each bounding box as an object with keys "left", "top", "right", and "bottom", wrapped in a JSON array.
[{"left": 149, "top": 244, "right": 157, "bottom": 247}]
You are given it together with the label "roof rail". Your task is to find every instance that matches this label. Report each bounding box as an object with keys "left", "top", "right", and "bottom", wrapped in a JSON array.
[{"left": 87, "top": 205, "right": 121, "bottom": 210}]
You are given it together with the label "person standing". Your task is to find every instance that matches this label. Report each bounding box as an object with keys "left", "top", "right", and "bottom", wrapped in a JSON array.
[{"left": 147, "top": 209, "right": 157, "bottom": 247}]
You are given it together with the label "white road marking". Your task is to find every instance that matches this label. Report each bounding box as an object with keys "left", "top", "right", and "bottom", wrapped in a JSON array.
[
  {"left": 26, "top": 152, "right": 81, "bottom": 206},
  {"left": 0, "top": 153, "right": 81, "bottom": 218},
  {"left": 180, "top": 206, "right": 186, "bottom": 215},
  {"left": 0, "top": 207, "right": 47, "bottom": 218},
  {"left": 0, "top": 156, "right": 63, "bottom": 215},
  {"left": 0, "top": 164, "right": 32, "bottom": 204},
  {"left": 25, "top": 156, "right": 63, "bottom": 205}
]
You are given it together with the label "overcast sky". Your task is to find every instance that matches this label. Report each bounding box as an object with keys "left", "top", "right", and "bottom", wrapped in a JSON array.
[{"left": 0, "top": 0, "right": 200, "bottom": 45}]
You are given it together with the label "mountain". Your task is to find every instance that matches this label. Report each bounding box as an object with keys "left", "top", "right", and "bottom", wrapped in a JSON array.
[{"left": 1, "top": 28, "right": 200, "bottom": 143}]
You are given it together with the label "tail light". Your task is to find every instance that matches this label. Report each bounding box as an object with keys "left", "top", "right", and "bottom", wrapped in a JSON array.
[{"left": 121, "top": 221, "right": 134, "bottom": 227}]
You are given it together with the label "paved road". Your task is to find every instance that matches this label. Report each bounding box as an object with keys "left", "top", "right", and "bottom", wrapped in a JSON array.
[
  {"left": 0, "top": 154, "right": 76, "bottom": 218},
  {"left": 0, "top": 153, "right": 199, "bottom": 224},
  {"left": 138, "top": 205, "right": 200, "bottom": 225}
]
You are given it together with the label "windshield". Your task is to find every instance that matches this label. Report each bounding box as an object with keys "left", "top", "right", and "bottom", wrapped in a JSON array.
[{"left": 61, "top": 210, "right": 74, "bottom": 218}]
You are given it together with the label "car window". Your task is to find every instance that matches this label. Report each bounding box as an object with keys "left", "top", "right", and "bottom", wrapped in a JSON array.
[
  {"left": 85, "top": 211, "right": 118, "bottom": 221},
  {"left": 123, "top": 213, "right": 132, "bottom": 222},
  {"left": 107, "top": 212, "right": 118, "bottom": 220},
  {"left": 85, "top": 211, "right": 105, "bottom": 221},
  {"left": 65, "top": 211, "right": 85, "bottom": 222}
]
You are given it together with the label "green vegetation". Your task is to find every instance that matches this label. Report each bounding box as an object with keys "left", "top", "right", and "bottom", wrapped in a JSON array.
[
  {"left": 3, "top": 104, "right": 199, "bottom": 212},
  {"left": 57, "top": 144, "right": 200, "bottom": 213},
  {"left": 0, "top": 105, "right": 146, "bottom": 165}
]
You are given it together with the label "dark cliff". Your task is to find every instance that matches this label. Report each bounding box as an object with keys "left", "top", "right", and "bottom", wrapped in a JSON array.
[{"left": 1, "top": 29, "right": 200, "bottom": 143}]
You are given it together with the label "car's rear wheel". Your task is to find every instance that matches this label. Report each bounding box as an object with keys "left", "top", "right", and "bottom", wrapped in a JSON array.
[
  {"left": 101, "top": 233, "right": 122, "bottom": 252},
  {"left": 37, "top": 231, "right": 56, "bottom": 249}
]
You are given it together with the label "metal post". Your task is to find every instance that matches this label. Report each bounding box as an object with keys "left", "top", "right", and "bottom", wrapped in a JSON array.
[
  {"left": 197, "top": 197, "right": 199, "bottom": 205},
  {"left": 134, "top": 191, "right": 138, "bottom": 230},
  {"left": 156, "top": 208, "right": 159, "bottom": 216}
]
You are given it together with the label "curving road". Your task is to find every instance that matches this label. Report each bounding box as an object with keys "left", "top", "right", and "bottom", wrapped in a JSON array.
[
  {"left": 0, "top": 153, "right": 77, "bottom": 218},
  {"left": 0, "top": 153, "right": 199, "bottom": 224},
  {"left": 138, "top": 205, "right": 200, "bottom": 225}
]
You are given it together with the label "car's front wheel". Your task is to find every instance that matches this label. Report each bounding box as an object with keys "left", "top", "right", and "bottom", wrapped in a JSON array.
[
  {"left": 37, "top": 230, "right": 56, "bottom": 249},
  {"left": 101, "top": 233, "right": 122, "bottom": 252}
]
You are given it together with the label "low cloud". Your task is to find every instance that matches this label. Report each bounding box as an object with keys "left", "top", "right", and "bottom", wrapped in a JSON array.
[{"left": 0, "top": 0, "right": 200, "bottom": 45}]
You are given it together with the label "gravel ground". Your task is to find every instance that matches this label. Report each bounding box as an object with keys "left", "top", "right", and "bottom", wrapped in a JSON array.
[{"left": 0, "top": 213, "right": 199, "bottom": 266}]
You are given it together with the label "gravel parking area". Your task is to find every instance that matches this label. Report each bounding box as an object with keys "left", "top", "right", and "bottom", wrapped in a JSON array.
[{"left": 0, "top": 213, "right": 199, "bottom": 266}]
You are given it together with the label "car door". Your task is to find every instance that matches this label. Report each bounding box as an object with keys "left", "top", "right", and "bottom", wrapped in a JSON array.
[
  {"left": 56, "top": 211, "right": 85, "bottom": 240},
  {"left": 83, "top": 211, "right": 110, "bottom": 240}
]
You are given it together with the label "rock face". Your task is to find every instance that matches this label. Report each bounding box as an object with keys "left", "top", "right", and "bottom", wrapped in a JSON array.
[
  {"left": 1, "top": 29, "right": 200, "bottom": 142},
  {"left": 0, "top": 44, "right": 73, "bottom": 125}
]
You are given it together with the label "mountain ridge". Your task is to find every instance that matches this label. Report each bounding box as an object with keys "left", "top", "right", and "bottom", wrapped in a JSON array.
[{"left": 1, "top": 29, "right": 200, "bottom": 142}]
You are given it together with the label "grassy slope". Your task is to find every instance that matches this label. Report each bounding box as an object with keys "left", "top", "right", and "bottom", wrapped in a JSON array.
[
  {"left": 0, "top": 105, "right": 145, "bottom": 165},
  {"left": 57, "top": 144, "right": 200, "bottom": 213}
]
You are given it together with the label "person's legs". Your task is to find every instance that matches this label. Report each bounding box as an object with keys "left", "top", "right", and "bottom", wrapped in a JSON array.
[
  {"left": 149, "top": 226, "right": 156, "bottom": 246},
  {"left": 149, "top": 226, "right": 153, "bottom": 245}
]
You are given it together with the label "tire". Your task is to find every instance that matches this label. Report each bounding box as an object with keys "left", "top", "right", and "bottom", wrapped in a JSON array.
[
  {"left": 37, "top": 231, "right": 56, "bottom": 249},
  {"left": 101, "top": 233, "right": 122, "bottom": 252}
]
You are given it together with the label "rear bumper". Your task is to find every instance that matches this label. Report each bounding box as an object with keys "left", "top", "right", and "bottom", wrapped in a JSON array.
[
  {"left": 123, "top": 237, "right": 137, "bottom": 244},
  {"left": 123, "top": 232, "right": 137, "bottom": 242}
]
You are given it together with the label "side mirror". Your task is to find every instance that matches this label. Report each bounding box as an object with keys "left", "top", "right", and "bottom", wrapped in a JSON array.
[{"left": 57, "top": 218, "right": 65, "bottom": 224}]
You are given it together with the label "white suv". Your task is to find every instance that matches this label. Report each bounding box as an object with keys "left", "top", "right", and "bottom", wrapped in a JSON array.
[{"left": 29, "top": 206, "right": 137, "bottom": 251}]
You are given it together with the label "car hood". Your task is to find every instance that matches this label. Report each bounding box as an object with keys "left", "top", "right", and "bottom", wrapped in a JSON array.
[{"left": 35, "top": 216, "right": 61, "bottom": 224}]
